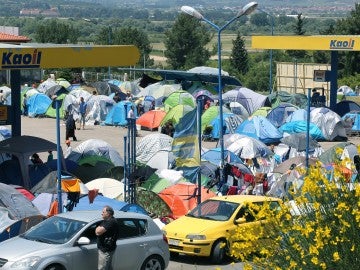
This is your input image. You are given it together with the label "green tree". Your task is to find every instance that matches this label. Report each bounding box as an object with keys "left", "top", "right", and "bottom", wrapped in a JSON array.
[
  {"left": 286, "top": 13, "right": 307, "bottom": 61},
  {"left": 229, "top": 32, "right": 249, "bottom": 76},
  {"left": 335, "top": 3, "right": 360, "bottom": 76},
  {"left": 164, "top": 14, "right": 211, "bottom": 70},
  {"left": 35, "top": 19, "right": 78, "bottom": 44}
]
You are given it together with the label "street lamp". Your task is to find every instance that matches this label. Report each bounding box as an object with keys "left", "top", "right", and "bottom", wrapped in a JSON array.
[
  {"left": 181, "top": 2, "right": 258, "bottom": 187},
  {"left": 258, "top": 8, "right": 274, "bottom": 94}
]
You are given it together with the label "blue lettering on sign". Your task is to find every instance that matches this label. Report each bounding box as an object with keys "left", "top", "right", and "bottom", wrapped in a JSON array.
[
  {"left": 1, "top": 49, "right": 42, "bottom": 69},
  {"left": 329, "top": 39, "right": 355, "bottom": 50}
]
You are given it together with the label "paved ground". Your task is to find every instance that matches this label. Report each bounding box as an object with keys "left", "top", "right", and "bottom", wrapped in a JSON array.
[{"left": 18, "top": 116, "right": 360, "bottom": 160}]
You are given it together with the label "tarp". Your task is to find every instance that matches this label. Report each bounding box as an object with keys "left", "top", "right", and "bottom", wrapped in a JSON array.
[
  {"left": 268, "top": 90, "right": 308, "bottom": 109},
  {"left": 342, "top": 112, "right": 360, "bottom": 131},
  {"left": 158, "top": 182, "right": 216, "bottom": 219},
  {"left": 281, "top": 133, "right": 320, "bottom": 152},
  {"left": 85, "top": 94, "right": 115, "bottom": 124}
]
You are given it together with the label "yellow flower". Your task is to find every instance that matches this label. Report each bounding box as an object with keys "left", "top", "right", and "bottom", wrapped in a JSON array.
[
  {"left": 311, "top": 256, "right": 319, "bottom": 265},
  {"left": 333, "top": 252, "right": 340, "bottom": 262}
]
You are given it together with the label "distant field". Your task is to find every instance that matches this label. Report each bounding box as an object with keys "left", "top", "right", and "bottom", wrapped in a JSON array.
[{"left": 150, "top": 34, "right": 252, "bottom": 60}]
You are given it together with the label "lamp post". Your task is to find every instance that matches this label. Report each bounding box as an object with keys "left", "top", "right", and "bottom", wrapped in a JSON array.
[
  {"left": 108, "top": 26, "right": 112, "bottom": 80},
  {"left": 181, "top": 2, "right": 258, "bottom": 188},
  {"left": 258, "top": 9, "right": 274, "bottom": 94}
]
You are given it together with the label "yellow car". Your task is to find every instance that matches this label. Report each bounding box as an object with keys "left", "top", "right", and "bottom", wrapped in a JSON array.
[{"left": 163, "top": 195, "right": 281, "bottom": 264}]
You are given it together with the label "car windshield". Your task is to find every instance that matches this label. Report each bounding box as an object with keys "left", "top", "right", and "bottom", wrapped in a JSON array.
[
  {"left": 186, "top": 200, "right": 239, "bottom": 221},
  {"left": 21, "top": 216, "right": 87, "bottom": 244}
]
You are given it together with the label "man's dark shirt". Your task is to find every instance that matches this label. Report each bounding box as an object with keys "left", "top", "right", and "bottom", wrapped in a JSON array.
[{"left": 97, "top": 217, "right": 119, "bottom": 252}]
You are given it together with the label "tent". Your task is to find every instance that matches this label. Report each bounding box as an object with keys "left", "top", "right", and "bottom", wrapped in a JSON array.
[
  {"left": 223, "top": 87, "right": 270, "bottom": 115},
  {"left": 160, "top": 104, "right": 194, "bottom": 126},
  {"left": 86, "top": 94, "right": 116, "bottom": 124},
  {"left": 104, "top": 100, "right": 137, "bottom": 126},
  {"left": 268, "top": 90, "right": 308, "bottom": 109},
  {"left": 158, "top": 182, "right": 216, "bottom": 219},
  {"left": 334, "top": 100, "right": 360, "bottom": 117},
  {"left": 136, "top": 133, "right": 173, "bottom": 163},
  {"left": 210, "top": 113, "right": 244, "bottom": 139},
  {"left": 72, "top": 194, "right": 148, "bottom": 215},
  {"left": 202, "top": 148, "right": 243, "bottom": 166},
  {"left": 201, "top": 105, "right": 232, "bottom": 132},
  {"left": 266, "top": 103, "right": 299, "bottom": 128},
  {"left": 0, "top": 136, "right": 66, "bottom": 189},
  {"left": 45, "top": 93, "right": 67, "bottom": 119},
  {"left": 27, "top": 93, "right": 52, "bottom": 117},
  {"left": 67, "top": 139, "right": 124, "bottom": 166},
  {"left": 136, "top": 188, "right": 173, "bottom": 218},
  {"left": 310, "top": 107, "right": 347, "bottom": 141},
  {"left": 163, "top": 90, "right": 196, "bottom": 112},
  {"left": 235, "top": 115, "right": 283, "bottom": 144},
  {"left": 136, "top": 109, "right": 166, "bottom": 130},
  {"left": 342, "top": 111, "right": 360, "bottom": 132},
  {"left": 85, "top": 178, "right": 124, "bottom": 200},
  {"left": 0, "top": 183, "right": 41, "bottom": 220},
  {"left": 251, "top": 106, "right": 272, "bottom": 117}
]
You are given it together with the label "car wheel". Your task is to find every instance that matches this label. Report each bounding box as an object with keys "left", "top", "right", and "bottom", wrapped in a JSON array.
[
  {"left": 210, "top": 240, "right": 227, "bottom": 264},
  {"left": 45, "top": 264, "right": 65, "bottom": 270},
  {"left": 140, "top": 255, "right": 165, "bottom": 270},
  {"left": 170, "top": 251, "right": 179, "bottom": 259}
]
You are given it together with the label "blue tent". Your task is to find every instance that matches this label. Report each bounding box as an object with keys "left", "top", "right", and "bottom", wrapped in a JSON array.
[
  {"left": 27, "top": 93, "right": 52, "bottom": 117},
  {"left": 334, "top": 100, "right": 360, "bottom": 117},
  {"left": 202, "top": 147, "right": 243, "bottom": 166},
  {"left": 104, "top": 100, "right": 137, "bottom": 126},
  {"left": 235, "top": 116, "right": 283, "bottom": 144},
  {"left": 279, "top": 121, "right": 324, "bottom": 140},
  {"left": 210, "top": 113, "right": 243, "bottom": 139},
  {"left": 267, "top": 103, "right": 298, "bottom": 128},
  {"left": 72, "top": 195, "right": 148, "bottom": 215},
  {"left": 342, "top": 112, "right": 360, "bottom": 131}
]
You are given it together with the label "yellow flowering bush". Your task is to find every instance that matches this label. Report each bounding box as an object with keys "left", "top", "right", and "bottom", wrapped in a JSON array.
[{"left": 229, "top": 156, "right": 360, "bottom": 269}]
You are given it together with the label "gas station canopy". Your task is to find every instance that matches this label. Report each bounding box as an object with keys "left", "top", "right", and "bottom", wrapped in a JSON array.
[{"left": 0, "top": 44, "right": 140, "bottom": 70}]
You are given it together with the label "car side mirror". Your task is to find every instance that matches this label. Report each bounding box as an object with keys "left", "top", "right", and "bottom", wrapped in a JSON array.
[
  {"left": 77, "top": 237, "right": 90, "bottom": 245},
  {"left": 234, "top": 217, "right": 246, "bottom": 224}
]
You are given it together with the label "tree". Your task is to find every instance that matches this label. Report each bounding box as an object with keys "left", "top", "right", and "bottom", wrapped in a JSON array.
[
  {"left": 35, "top": 19, "right": 78, "bottom": 44},
  {"left": 229, "top": 32, "right": 249, "bottom": 76},
  {"left": 286, "top": 13, "right": 307, "bottom": 60},
  {"left": 335, "top": 3, "right": 360, "bottom": 76},
  {"left": 164, "top": 14, "right": 211, "bottom": 70}
]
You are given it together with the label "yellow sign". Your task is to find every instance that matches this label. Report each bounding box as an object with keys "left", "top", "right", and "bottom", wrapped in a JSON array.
[
  {"left": 0, "top": 45, "right": 140, "bottom": 70},
  {"left": 252, "top": 36, "right": 360, "bottom": 51}
]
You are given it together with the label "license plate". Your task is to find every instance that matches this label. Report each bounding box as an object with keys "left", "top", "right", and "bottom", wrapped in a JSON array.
[{"left": 169, "top": 239, "right": 180, "bottom": 246}]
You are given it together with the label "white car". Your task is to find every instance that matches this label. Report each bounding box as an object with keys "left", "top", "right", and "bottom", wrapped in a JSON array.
[{"left": 0, "top": 210, "right": 170, "bottom": 270}]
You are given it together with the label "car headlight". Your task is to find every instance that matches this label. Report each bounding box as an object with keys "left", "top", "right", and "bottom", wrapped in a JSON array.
[
  {"left": 186, "top": 234, "right": 206, "bottom": 240},
  {"left": 11, "top": 256, "right": 41, "bottom": 268}
]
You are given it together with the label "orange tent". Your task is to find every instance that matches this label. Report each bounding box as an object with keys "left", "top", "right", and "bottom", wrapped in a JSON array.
[
  {"left": 158, "top": 182, "right": 216, "bottom": 219},
  {"left": 136, "top": 109, "right": 166, "bottom": 130}
]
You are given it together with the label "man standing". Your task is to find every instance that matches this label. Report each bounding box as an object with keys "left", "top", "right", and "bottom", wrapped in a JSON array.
[
  {"left": 79, "top": 97, "right": 87, "bottom": 130},
  {"left": 96, "top": 206, "right": 119, "bottom": 270}
]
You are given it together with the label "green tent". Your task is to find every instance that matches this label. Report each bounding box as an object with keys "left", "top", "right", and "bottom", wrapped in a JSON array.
[
  {"left": 45, "top": 93, "right": 67, "bottom": 118},
  {"left": 201, "top": 105, "right": 231, "bottom": 132},
  {"left": 251, "top": 106, "right": 272, "bottom": 117},
  {"left": 141, "top": 173, "right": 186, "bottom": 193},
  {"left": 163, "top": 90, "right": 196, "bottom": 112},
  {"left": 160, "top": 104, "right": 194, "bottom": 126}
]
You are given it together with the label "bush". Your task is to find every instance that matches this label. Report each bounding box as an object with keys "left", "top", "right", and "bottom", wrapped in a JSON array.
[{"left": 229, "top": 148, "right": 360, "bottom": 269}]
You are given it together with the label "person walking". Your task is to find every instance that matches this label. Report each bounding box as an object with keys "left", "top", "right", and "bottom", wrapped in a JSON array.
[
  {"left": 22, "top": 94, "right": 28, "bottom": 116},
  {"left": 96, "top": 206, "right": 119, "bottom": 270},
  {"left": 79, "top": 97, "right": 87, "bottom": 130},
  {"left": 65, "top": 114, "right": 77, "bottom": 141}
]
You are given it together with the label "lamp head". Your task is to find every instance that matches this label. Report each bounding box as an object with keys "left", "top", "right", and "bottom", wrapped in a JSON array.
[
  {"left": 180, "top": 6, "right": 204, "bottom": 20},
  {"left": 237, "top": 1, "right": 258, "bottom": 17}
]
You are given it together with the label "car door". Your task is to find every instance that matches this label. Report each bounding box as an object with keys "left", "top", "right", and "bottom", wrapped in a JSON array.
[
  {"left": 68, "top": 222, "right": 99, "bottom": 270},
  {"left": 112, "top": 218, "right": 148, "bottom": 270}
]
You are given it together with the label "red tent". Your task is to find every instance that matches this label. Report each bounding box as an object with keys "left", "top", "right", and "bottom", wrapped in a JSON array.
[
  {"left": 158, "top": 182, "right": 216, "bottom": 219},
  {"left": 136, "top": 109, "right": 166, "bottom": 130}
]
